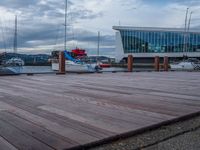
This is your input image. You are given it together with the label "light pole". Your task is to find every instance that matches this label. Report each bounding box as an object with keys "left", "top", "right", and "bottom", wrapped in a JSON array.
[
  {"left": 187, "top": 9, "right": 200, "bottom": 32},
  {"left": 185, "top": 11, "right": 193, "bottom": 53},
  {"left": 187, "top": 11, "right": 193, "bottom": 33},
  {"left": 184, "top": 8, "right": 189, "bottom": 33},
  {"left": 183, "top": 8, "right": 189, "bottom": 53}
]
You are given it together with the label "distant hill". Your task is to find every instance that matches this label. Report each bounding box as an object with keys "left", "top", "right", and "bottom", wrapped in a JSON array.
[{"left": 0, "top": 53, "right": 51, "bottom": 66}]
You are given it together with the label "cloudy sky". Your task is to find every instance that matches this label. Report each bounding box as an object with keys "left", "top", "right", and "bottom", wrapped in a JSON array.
[{"left": 0, "top": 0, "right": 200, "bottom": 56}]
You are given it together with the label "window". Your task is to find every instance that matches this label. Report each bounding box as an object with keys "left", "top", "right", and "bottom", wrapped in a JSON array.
[{"left": 120, "top": 29, "right": 200, "bottom": 54}]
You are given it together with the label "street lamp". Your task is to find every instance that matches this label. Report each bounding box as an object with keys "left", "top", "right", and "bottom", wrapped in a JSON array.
[
  {"left": 184, "top": 8, "right": 189, "bottom": 32},
  {"left": 187, "top": 11, "right": 193, "bottom": 33},
  {"left": 186, "top": 9, "right": 199, "bottom": 53},
  {"left": 183, "top": 8, "right": 189, "bottom": 53},
  {"left": 185, "top": 11, "right": 193, "bottom": 53}
]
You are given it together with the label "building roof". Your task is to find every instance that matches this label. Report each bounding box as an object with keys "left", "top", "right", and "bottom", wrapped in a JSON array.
[{"left": 113, "top": 26, "right": 200, "bottom": 33}]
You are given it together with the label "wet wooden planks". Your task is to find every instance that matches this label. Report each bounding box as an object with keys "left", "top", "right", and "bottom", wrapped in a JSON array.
[
  {"left": 0, "top": 136, "right": 17, "bottom": 150},
  {"left": 0, "top": 72, "right": 200, "bottom": 149}
]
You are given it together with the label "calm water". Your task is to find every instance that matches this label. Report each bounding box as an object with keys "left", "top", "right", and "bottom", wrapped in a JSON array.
[
  {"left": 21, "top": 66, "right": 127, "bottom": 74},
  {"left": 21, "top": 66, "right": 53, "bottom": 74}
]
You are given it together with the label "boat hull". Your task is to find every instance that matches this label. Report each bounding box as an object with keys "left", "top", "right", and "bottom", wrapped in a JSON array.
[
  {"left": 170, "top": 62, "right": 200, "bottom": 70},
  {"left": 52, "top": 62, "right": 96, "bottom": 73},
  {"left": 0, "top": 66, "right": 21, "bottom": 75}
]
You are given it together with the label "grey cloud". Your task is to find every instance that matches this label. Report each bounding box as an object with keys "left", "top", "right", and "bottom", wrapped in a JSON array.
[
  {"left": 0, "top": 0, "right": 38, "bottom": 9},
  {"left": 0, "top": 0, "right": 114, "bottom": 53},
  {"left": 70, "top": 9, "right": 103, "bottom": 20},
  {"left": 174, "top": 0, "right": 200, "bottom": 6}
]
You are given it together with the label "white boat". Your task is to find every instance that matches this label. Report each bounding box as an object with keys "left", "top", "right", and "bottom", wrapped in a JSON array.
[
  {"left": 170, "top": 58, "right": 200, "bottom": 70},
  {"left": 0, "top": 58, "right": 24, "bottom": 75},
  {"left": 5, "top": 58, "right": 25, "bottom": 66},
  {"left": 51, "top": 1, "right": 99, "bottom": 73},
  {"left": 52, "top": 60, "right": 97, "bottom": 73},
  {"left": 0, "top": 66, "right": 22, "bottom": 75}
]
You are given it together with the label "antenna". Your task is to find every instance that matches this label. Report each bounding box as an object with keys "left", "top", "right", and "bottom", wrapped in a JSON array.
[
  {"left": 64, "top": 0, "right": 68, "bottom": 51},
  {"left": 13, "top": 15, "right": 18, "bottom": 53}
]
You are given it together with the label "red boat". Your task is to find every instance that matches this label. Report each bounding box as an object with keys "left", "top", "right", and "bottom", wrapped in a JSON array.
[
  {"left": 71, "top": 48, "right": 87, "bottom": 57},
  {"left": 99, "top": 63, "right": 111, "bottom": 68}
]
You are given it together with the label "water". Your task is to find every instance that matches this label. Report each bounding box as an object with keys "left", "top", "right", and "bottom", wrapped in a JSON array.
[
  {"left": 102, "top": 67, "right": 127, "bottom": 72},
  {"left": 20, "top": 66, "right": 127, "bottom": 74},
  {"left": 21, "top": 66, "right": 53, "bottom": 74}
]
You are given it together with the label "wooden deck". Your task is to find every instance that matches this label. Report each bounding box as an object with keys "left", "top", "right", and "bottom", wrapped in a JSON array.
[{"left": 0, "top": 72, "right": 200, "bottom": 150}]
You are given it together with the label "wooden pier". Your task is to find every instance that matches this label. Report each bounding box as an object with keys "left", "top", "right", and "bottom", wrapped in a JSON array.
[{"left": 0, "top": 72, "right": 200, "bottom": 150}]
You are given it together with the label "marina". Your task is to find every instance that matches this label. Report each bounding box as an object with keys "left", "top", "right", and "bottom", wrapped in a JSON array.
[{"left": 0, "top": 72, "right": 200, "bottom": 150}]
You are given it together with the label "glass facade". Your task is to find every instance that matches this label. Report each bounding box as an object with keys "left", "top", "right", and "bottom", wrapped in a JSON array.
[{"left": 120, "top": 30, "right": 200, "bottom": 53}]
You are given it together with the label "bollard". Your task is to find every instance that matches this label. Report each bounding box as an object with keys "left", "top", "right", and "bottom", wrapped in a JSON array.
[
  {"left": 58, "top": 51, "right": 66, "bottom": 74},
  {"left": 154, "top": 56, "right": 160, "bottom": 72},
  {"left": 128, "top": 55, "right": 133, "bottom": 72},
  {"left": 163, "top": 56, "right": 169, "bottom": 71}
]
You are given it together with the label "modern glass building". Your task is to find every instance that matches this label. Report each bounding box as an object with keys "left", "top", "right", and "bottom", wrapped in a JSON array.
[{"left": 113, "top": 26, "right": 200, "bottom": 62}]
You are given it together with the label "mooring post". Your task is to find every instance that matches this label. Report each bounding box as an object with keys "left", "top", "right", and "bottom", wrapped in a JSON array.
[
  {"left": 128, "top": 55, "right": 133, "bottom": 72},
  {"left": 154, "top": 56, "right": 160, "bottom": 72},
  {"left": 163, "top": 56, "right": 169, "bottom": 72},
  {"left": 58, "top": 51, "right": 66, "bottom": 74}
]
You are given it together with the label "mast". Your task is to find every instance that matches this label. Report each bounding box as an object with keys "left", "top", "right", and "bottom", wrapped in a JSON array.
[
  {"left": 64, "top": 0, "right": 68, "bottom": 51},
  {"left": 97, "top": 31, "right": 100, "bottom": 63},
  {"left": 0, "top": 19, "right": 7, "bottom": 53},
  {"left": 13, "top": 15, "right": 18, "bottom": 53}
]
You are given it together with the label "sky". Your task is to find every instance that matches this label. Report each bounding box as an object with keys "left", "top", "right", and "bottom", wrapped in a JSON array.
[{"left": 0, "top": 0, "right": 200, "bottom": 56}]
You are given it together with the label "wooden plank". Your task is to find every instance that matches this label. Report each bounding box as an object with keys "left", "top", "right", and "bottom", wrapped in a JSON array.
[
  {"left": 0, "top": 111, "right": 78, "bottom": 150},
  {"left": 0, "top": 136, "right": 18, "bottom": 150},
  {"left": 0, "top": 97, "right": 115, "bottom": 138},
  {"left": 0, "top": 72, "right": 200, "bottom": 150},
  {"left": 0, "top": 101, "right": 102, "bottom": 144},
  {"left": 0, "top": 119, "right": 53, "bottom": 150},
  {"left": 0, "top": 94, "right": 169, "bottom": 134}
]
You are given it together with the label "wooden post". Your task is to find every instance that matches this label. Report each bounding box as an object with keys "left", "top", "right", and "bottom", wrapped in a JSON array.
[
  {"left": 163, "top": 56, "right": 169, "bottom": 72},
  {"left": 128, "top": 55, "right": 133, "bottom": 72},
  {"left": 58, "top": 51, "right": 65, "bottom": 74},
  {"left": 154, "top": 56, "right": 160, "bottom": 72}
]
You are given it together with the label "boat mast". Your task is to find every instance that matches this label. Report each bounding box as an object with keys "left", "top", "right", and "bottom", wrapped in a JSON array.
[
  {"left": 13, "top": 15, "right": 18, "bottom": 53},
  {"left": 64, "top": 0, "right": 68, "bottom": 51},
  {"left": 0, "top": 19, "right": 7, "bottom": 53},
  {"left": 97, "top": 31, "right": 100, "bottom": 63}
]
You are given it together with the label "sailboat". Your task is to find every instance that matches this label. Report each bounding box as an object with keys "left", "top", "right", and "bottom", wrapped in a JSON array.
[
  {"left": 170, "top": 9, "right": 200, "bottom": 71},
  {"left": 51, "top": 0, "right": 98, "bottom": 73},
  {"left": 0, "top": 15, "right": 24, "bottom": 75},
  {"left": 52, "top": 50, "right": 98, "bottom": 72},
  {"left": 170, "top": 58, "right": 200, "bottom": 70}
]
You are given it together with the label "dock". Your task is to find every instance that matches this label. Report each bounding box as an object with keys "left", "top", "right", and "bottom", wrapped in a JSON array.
[{"left": 0, "top": 72, "right": 200, "bottom": 150}]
